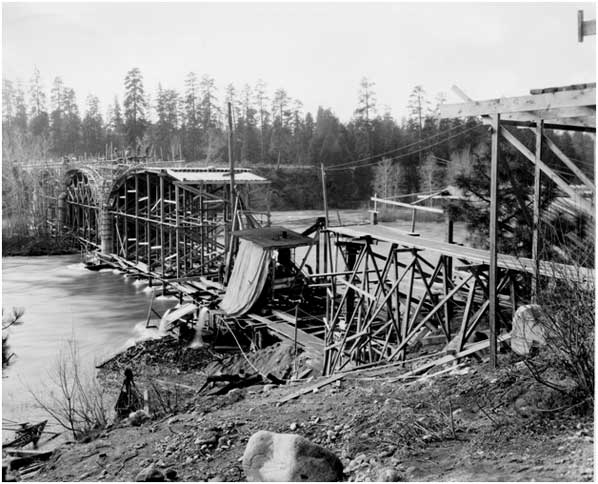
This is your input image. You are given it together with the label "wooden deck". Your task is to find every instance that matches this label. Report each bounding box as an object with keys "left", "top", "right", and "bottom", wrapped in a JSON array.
[{"left": 328, "top": 224, "right": 593, "bottom": 283}]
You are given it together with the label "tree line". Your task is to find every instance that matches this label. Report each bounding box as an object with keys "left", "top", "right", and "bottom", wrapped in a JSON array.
[{"left": 2, "top": 67, "right": 595, "bottom": 212}]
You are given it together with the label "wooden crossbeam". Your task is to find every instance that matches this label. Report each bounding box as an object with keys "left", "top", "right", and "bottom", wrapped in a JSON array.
[
  {"left": 440, "top": 87, "right": 595, "bottom": 118},
  {"left": 500, "top": 126, "right": 594, "bottom": 217},
  {"left": 542, "top": 133, "right": 595, "bottom": 191}
]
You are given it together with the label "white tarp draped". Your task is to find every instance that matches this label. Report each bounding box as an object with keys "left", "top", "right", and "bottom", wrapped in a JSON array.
[{"left": 219, "top": 239, "right": 271, "bottom": 317}]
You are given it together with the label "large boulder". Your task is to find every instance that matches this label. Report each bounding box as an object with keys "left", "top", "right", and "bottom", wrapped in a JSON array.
[
  {"left": 510, "top": 304, "right": 546, "bottom": 356},
  {"left": 242, "top": 430, "right": 343, "bottom": 482},
  {"left": 135, "top": 464, "right": 165, "bottom": 482}
]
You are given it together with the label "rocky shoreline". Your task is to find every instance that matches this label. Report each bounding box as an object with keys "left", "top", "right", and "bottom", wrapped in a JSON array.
[
  {"left": 2, "top": 233, "right": 77, "bottom": 257},
  {"left": 9, "top": 335, "right": 594, "bottom": 482}
]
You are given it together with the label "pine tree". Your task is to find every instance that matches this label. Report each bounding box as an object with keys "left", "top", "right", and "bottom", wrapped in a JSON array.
[
  {"left": 199, "top": 75, "right": 220, "bottom": 130},
  {"left": 81, "top": 95, "right": 104, "bottom": 156},
  {"left": 354, "top": 77, "right": 377, "bottom": 157},
  {"left": 62, "top": 87, "right": 81, "bottom": 155},
  {"left": 154, "top": 85, "right": 180, "bottom": 160},
  {"left": 254, "top": 79, "right": 269, "bottom": 162},
  {"left": 49, "top": 77, "right": 65, "bottom": 155},
  {"left": 124, "top": 67, "right": 147, "bottom": 147},
  {"left": 28, "top": 67, "right": 49, "bottom": 140}
]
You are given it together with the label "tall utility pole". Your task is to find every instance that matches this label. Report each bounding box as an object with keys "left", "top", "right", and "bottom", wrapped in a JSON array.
[
  {"left": 227, "top": 102, "right": 235, "bottom": 217},
  {"left": 320, "top": 162, "right": 329, "bottom": 227}
]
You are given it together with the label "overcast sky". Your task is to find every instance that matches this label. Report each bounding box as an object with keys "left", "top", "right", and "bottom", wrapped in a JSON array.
[{"left": 2, "top": 2, "right": 596, "bottom": 121}]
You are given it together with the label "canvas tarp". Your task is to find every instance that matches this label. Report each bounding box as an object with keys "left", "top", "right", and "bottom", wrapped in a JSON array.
[{"left": 219, "top": 239, "right": 271, "bottom": 317}]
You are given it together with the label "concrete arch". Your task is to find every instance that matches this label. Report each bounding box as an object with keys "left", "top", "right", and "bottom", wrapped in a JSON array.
[{"left": 61, "top": 166, "right": 106, "bottom": 249}]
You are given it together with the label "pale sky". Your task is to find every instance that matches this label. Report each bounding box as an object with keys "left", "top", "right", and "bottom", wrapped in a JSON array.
[{"left": 2, "top": 1, "right": 596, "bottom": 122}]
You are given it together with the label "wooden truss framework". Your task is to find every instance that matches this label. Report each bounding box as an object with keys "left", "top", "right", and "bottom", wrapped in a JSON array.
[
  {"left": 439, "top": 83, "right": 596, "bottom": 365},
  {"left": 108, "top": 169, "right": 266, "bottom": 284},
  {"left": 320, "top": 232, "right": 523, "bottom": 375}
]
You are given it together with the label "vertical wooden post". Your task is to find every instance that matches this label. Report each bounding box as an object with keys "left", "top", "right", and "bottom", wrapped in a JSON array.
[
  {"left": 160, "top": 174, "right": 165, "bottom": 287},
  {"left": 175, "top": 184, "right": 180, "bottom": 279},
  {"left": 371, "top": 194, "right": 378, "bottom": 225},
  {"left": 320, "top": 163, "right": 329, "bottom": 227},
  {"left": 146, "top": 173, "right": 151, "bottom": 269},
  {"left": 123, "top": 179, "right": 128, "bottom": 258},
  {"left": 445, "top": 212, "right": 454, "bottom": 323},
  {"left": 228, "top": 102, "right": 235, "bottom": 221},
  {"left": 135, "top": 175, "right": 139, "bottom": 264},
  {"left": 345, "top": 244, "right": 358, "bottom": 331},
  {"left": 531, "top": 119, "right": 543, "bottom": 303},
  {"left": 489, "top": 113, "right": 500, "bottom": 369}
]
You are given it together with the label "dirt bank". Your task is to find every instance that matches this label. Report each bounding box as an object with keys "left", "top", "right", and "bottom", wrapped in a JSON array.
[{"left": 15, "top": 336, "right": 593, "bottom": 482}]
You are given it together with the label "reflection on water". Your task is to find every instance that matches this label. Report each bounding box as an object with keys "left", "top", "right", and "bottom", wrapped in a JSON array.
[{"left": 2, "top": 254, "right": 177, "bottom": 441}]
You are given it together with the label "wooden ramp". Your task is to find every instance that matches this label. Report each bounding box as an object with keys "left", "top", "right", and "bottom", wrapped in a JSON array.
[{"left": 246, "top": 312, "right": 325, "bottom": 354}]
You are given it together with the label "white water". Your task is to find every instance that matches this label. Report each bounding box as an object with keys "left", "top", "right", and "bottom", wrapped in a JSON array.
[{"left": 2, "top": 254, "right": 177, "bottom": 442}]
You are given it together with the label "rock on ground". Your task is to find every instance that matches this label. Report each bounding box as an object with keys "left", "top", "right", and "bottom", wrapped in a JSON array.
[
  {"left": 242, "top": 430, "right": 343, "bottom": 482},
  {"left": 135, "top": 464, "right": 165, "bottom": 482},
  {"left": 510, "top": 304, "right": 546, "bottom": 356}
]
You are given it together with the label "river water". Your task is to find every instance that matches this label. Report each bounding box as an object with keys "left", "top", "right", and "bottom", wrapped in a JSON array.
[{"left": 2, "top": 254, "right": 177, "bottom": 442}]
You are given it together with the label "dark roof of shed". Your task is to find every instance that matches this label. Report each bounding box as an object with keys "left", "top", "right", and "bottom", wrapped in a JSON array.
[{"left": 233, "top": 226, "right": 313, "bottom": 249}]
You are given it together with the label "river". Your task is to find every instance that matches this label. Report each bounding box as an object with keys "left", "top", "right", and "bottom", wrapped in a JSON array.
[{"left": 2, "top": 254, "right": 178, "bottom": 443}]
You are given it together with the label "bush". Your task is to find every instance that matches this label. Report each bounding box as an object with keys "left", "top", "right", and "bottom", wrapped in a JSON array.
[
  {"left": 29, "top": 338, "right": 110, "bottom": 440},
  {"left": 2, "top": 307, "right": 24, "bottom": 367},
  {"left": 532, "top": 260, "right": 594, "bottom": 403}
]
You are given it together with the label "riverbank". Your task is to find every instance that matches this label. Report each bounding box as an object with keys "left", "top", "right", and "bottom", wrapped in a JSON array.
[
  {"left": 15, "top": 336, "right": 594, "bottom": 482},
  {"left": 2, "top": 233, "right": 77, "bottom": 257}
]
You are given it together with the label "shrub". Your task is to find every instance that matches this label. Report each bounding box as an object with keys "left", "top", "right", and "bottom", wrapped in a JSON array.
[
  {"left": 532, "top": 255, "right": 594, "bottom": 403},
  {"left": 29, "top": 338, "right": 110, "bottom": 440},
  {"left": 2, "top": 307, "right": 24, "bottom": 367}
]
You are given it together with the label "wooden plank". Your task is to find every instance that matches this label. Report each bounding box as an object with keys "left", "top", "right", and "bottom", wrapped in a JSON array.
[
  {"left": 488, "top": 113, "right": 500, "bottom": 368},
  {"left": 371, "top": 196, "right": 444, "bottom": 214},
  {"left": 278, "top": 373, "right": 344, "bottom": 404},
  {"left": 440, "top": 87, "right": 596, "bottom": 118}
]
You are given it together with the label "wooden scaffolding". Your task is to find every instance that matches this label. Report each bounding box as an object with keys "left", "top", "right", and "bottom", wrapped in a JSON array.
[
  {"left": 439, "top": 83, "right": 595, "bottom": 365},
  {"left": 107, "top": 167, "right": 269, "bottom": 283},
  {"left": 319, "top": 224, "right": 593, "bottom": 375}
]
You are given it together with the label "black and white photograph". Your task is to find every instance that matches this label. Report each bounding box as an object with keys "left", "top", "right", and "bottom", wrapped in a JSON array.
[{"left": 1, "top": 1, "right": 595, "bottom": 481}]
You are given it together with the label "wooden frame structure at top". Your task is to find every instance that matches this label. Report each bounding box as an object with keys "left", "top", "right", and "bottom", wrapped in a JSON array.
[{"left": 439, "top": 83, "right": 596, "bottom": 366}]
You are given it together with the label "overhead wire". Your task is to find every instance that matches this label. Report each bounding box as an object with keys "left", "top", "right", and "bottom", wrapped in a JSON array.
[
  {"left": 326, "top": 122, "right": 485, "bottom": 170},
  {"left": 326, "top": 124, "right": 485, "bottom": 172}
]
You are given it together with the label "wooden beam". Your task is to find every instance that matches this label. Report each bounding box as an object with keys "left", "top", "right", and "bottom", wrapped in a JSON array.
[
  {"left": 578, "top": 10, "right": 596, "bottom": 42},
  {"left": 489, "top": 113, "right": 500, "bottom": 369},
  {"left": 440, "top": 87, "right": 595, "bottom": 118},
  {"left": 531, "top": 120, "right": 543, "bottom": 303},
  {"left": 500, "top": 126, "right": 594, "bottom": 217},
  {"left": 542, "top": 133, "right": 595, "bottom": 191}
]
